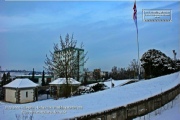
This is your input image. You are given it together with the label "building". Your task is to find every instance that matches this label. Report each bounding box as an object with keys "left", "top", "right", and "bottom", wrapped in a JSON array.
[
  {"left": 93, "top": 69, "right": 101, "bottom": 80},
  {"left": 49, "top": 78, "right": 81, "bottom": 98},
  {"left": 86, "top": 71, "right": 94, "bottom": 81},
  {"left": 54, "top": 47, "right": 84, "bottom": 82},
  {"left": 85, "top": 70, "right": 109, "bottom": 82},
  {"left": 3, "top": 78, "right": 38, "bottom": 103},
  {"left": 100, "top": 71, "right": 109, "bottom": 80}
]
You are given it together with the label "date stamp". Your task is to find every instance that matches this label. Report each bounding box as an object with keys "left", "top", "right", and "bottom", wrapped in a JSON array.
[
  {"left": 4, "top": 105, "right": 83, "bottom": 114},
  {"left": 142, "top": 9, "right": 172, "bottom": 22}
]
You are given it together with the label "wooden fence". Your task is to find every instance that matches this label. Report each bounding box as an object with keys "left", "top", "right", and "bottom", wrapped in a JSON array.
[{"left": 70, "top": 84, "right": 180, "bottom": 120}]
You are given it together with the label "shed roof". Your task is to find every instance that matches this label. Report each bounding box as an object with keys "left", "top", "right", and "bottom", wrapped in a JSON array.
[
  {"left": 49, "top": 78, "right": 81, "bottom": 85},
  {"left": 3, "top": 78, "right": 38, "bottom": 88}
]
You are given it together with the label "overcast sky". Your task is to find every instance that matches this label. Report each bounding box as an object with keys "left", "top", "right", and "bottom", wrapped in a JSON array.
[{"left": 0, "top": 1, "right": 179, "bottom": 72}]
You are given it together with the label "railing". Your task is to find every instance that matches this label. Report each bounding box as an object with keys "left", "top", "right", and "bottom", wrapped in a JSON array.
[{"left": 70, "top": 84, "right": 180, "bottom": 120}]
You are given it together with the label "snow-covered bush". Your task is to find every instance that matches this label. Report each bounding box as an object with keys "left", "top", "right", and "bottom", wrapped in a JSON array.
[
  {"left": 141, "top": 49, "right": 178, "bottom": 79},
  {"left": 91, "top": 82, "right": 109, "bottom": 92}
]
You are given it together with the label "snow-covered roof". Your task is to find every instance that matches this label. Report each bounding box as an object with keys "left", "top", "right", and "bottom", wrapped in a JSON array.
[
  {"left": 3, "top": 78, "right": 39, "bottom": 88},
  {"left": 49, "top": 78, "right": 81, "bottom": 85}
]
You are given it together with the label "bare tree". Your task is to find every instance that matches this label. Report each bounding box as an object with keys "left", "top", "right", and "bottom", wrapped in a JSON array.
[
  {"left": 128, "top": 59, "right": 139, "bottom": 79},
  {"left": 111, "top": 66, "right": 118, "bottom": 80},
  {"left": 44, "top": 34, "right": 88, "bottom": 97}
]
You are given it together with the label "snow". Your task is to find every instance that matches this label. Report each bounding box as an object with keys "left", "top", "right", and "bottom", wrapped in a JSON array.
[
  {"left": 150, "top": 98, "right": 180, "bottom": 120},
  {"left": 49, "top": 78, "right": 81, "bottom": 85},
  {"left": 104, "top": 79, "right": 136, "bottom": 87},
  {"left": 3, "top": 78, "right": 39, "bottom": 88},
  {"left": 134, "top": 94, "right": 180, "bottom": 120},
  {"left": 141, "top": 49, "right": 174, "bottom": 69},
  {"left": 38, "top": 94, "right": 53, "bottom": 101},
  {"left": 0, "top": 72, "right": 179, "bottom": 120},
  {"left": 87, "top": 79, "right": 132, "bottom": 88}
]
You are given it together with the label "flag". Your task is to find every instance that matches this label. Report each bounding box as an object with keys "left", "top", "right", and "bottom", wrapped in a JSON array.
[{"left": 133, "top": 0, "right": 138, "bottom": 33}]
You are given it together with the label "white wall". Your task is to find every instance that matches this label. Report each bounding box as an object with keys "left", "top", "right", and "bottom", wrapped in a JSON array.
[
  {"left": 20, "top": 89, "right": 34, "bottom": 103},
  {"left": 5, "top": 89, "right": 16, "bottom": 103}
]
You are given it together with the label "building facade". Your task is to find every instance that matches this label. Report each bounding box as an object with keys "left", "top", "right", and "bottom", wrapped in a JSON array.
[
  {"left": 3, "top": 78, "right": 38, "bottom": 104},
  {"left": 49, "top": 78, "right": 81, "bottom": 98},
  {"left": 54, "top": 47, "right": 84, "bottom": 82}
]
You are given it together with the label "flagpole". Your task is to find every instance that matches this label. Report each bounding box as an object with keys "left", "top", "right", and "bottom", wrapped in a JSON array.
[
  {"left": 133, "top": 0, "right": 140, "bottom": 80},
  {"left": 136, "top": 28, "right": 140, "bottom": 80}
]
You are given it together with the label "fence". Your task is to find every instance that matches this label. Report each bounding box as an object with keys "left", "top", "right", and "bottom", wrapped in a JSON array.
[
  {"left": 71, "top": 84, "right": 180, "bottom": 120},
  {"left": 37, "top": 86, "right": 51, "bottom": 101}
]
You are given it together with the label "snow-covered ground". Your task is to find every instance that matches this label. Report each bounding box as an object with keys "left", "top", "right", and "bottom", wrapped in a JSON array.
[
  {"left": 104, "top": 79, "right": 134, "bottom": 87},
  {"left": 87, "top": 79, "right": 133, "bottom": 88},
  {"left": 0, "top": 72, "right": 179, "bottom": 120},
  {"left": 134, "top": 94, "right": 180, "bottom": 120},
  {"left": 38, "top": 94, "right": 53, "bottom": 101}
]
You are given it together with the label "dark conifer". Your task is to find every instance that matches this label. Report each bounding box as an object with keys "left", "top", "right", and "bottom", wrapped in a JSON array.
[
  {"left": 42, "top": 70, "right": 45, "bottom": 86},
  {"left": 32, "top": 68, "right": 35, "bottom": 82},
  {"left": 2, "top": 73, "right": 7, "bottom": 86}
]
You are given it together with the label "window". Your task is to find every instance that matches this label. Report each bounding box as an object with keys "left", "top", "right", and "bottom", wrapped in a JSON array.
[{"left": 26, "top": 92, "right": 28, "bottom": 97}]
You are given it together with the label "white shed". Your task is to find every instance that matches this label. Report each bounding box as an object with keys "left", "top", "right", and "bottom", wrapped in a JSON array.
[
  {"left": 3, "top": 78, "right": 39, "bottom": 104},
  {"left": 49, "top": 78, "right": 81, "bottom": 98}
]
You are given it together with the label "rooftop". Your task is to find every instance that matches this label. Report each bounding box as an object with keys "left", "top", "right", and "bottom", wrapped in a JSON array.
[{"left": 3, "top": 78, "right": 39, "bottom": 88}]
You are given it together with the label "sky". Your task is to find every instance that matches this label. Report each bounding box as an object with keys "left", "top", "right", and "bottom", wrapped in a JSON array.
[{"left": 0, "top": 0, "right": 180, "bottom": 72}]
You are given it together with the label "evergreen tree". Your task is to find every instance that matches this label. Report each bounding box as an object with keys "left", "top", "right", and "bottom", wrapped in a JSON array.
[
  {"left": 83, "top": 71, "right": 88, "bottom": 85},
  {"left": 83, "top": 68, "right": 89, "bottom": 83},
  {"left": 41, "top": 70, "right": 45, "bottom": 86},
  {"left": 6, "top": 72, "right": 11, "bottom": 84},
  {"left": 32, "top": 68, "right": 35, "bottom": 82},
  {"left": 2, "top": 73, "right": 7, "bottom": 86}
]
